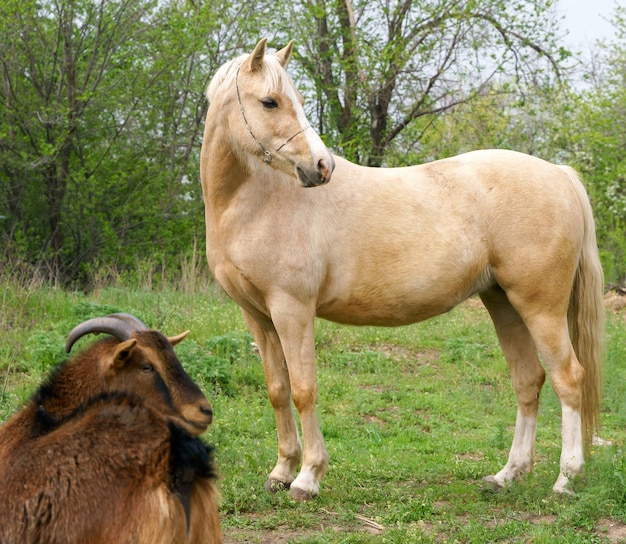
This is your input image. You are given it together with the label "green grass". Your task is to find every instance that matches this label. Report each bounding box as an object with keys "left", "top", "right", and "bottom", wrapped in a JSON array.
[{"left": 1, "top": 280, "right": 625, "bottom": 543}]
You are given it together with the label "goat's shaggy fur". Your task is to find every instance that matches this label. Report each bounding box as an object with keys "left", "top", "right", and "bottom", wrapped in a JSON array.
[
  {"left": 0, "top": 320, "right": 222, "bottom": 544},
  {"left": 0, "top": 393, "right": 220, "bottom": 543}
]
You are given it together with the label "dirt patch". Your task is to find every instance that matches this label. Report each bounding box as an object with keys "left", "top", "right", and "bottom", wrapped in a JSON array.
[
  {"left": 495, "top": 514, "right": 626, "bottom": 542},
  {"left": 526, "top": 514, "right": 557, "bottom": 526},
  {"left": 362, "top": 413, "right": 387, "bottom": 427},
  {"left": 220, "top": 508, "right": 626, "bottom": 543},
  {"left": 605, "top": 289, "right": 626, "bottom": 316},
  {"left": 597, "top": 519, "right": 626, "bottom": 543},
  {"left": 604, "top": 290, "right": 626, "bottom": 325},
  {"left": 370, "top": 344, "right": 441, "bottom": 373},
  {"left": 224, "top": 527, "right": 303, "bottom": 544},
  {"left": 223, "top": 511, "right": 383, "bottom": 543},
  {"left": 347, "top": 342, "right": 441, "bottom": 375},
  {"left": 461, "top": 297, "right": 485, "bottom": 310},
  {"left": 372, "top": 343, "right": 428, "bottom": 362}
]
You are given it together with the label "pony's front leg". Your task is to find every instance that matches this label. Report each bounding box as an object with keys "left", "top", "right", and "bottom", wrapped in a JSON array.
[
  {"left": 271, "top": 302, "right": 328, "bottom": 501},
  {"left": 242, "top": 311, "right": 302, "bottom": 491}
]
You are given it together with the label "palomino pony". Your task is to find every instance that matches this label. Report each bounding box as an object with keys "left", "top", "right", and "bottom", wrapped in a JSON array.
[{"left": 200, "top": 39, "right": 604, "bottom": 501}]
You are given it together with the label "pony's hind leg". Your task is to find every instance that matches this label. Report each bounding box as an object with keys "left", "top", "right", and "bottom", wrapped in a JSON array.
[
  {"left": 480, "top": 288, "right": 546, "bottom": 487},
  {"left": 493, "top": 285, "right": 587, "bottom": 494},
  {"left": 242, "top": 311, "right": 302, "bottom": 492},
  {"left": 521, "top": 313, "right": 586, "bottom": 494}
]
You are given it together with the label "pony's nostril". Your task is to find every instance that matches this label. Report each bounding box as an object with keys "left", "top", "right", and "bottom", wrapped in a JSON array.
[
  {"left": 317, "top": 156, "right": 335, "bottom": 183},
  {"left": 200, "top": 405, "right": 213, "bottom": 418}
]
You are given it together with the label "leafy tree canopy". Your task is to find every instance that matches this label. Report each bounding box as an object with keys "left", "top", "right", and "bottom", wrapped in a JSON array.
[{"left": 0, "top": 0, "right": 624, "bottom": 286}]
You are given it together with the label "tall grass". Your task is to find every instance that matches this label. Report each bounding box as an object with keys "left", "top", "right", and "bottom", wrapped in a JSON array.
[
  {"left": 86, "top": 239, "right": 214, "bottom": 294},
  {"left": 1, "top": 268, "right": 625, "bottom": 543}
]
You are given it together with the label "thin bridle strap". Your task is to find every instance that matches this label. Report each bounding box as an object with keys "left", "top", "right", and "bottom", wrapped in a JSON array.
[
  {"left": 235, "top": 65, "right": 273, "bottom": 163},
  {"left": 275, "top": 125, "right": 310, "bottom": 152},
  {"left": 235, "top": 65, "right": 310, "bottom": 165}
]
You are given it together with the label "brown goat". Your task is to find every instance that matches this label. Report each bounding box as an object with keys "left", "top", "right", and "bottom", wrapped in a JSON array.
[{"left": 0, "top": 314, "right": 222, "bottom": 544}]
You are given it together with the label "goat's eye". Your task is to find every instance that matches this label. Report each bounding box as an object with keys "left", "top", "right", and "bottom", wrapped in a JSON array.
[
  {"left": 140, "top": 363, "right": 154, "bottom": 373},
  {"left": 260, "top": 97, "right": 278, "bottom": 109}
]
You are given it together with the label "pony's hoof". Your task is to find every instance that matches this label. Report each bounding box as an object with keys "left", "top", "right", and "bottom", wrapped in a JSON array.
[
  {"left": 289, "top": 486, "right": 316, "bottom": 502},
  {"left": 483, "top": 475, "right": 504, "bottom": 491},
  {"left": 552, "top": 483, "right": 576, "bottom": 497},
  {"left": 265, "top": 478, "right": 291, "bottom": 493},
  {"left": 552, "top": 473, "right": 577, "bottom": 496}
]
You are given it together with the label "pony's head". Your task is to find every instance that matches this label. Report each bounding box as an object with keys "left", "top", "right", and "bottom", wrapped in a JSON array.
[{"left": 206, "top": 39, "right": 334, "bottom": 187}]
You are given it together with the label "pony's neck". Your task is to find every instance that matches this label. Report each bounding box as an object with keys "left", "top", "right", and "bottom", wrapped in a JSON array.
[
  {"left": 200, "top": 121, "right": 250, "bottom": 213},
  {"left": 200, "top": 110, "right": 302, "bottom": 227}
]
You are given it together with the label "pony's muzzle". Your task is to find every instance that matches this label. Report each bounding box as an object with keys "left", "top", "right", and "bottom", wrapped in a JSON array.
[{"left": 297, "top": 156, "right": 335, "bottom": 188}]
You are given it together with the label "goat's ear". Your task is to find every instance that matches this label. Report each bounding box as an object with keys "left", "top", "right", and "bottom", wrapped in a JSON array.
[
  {"left": 168, "top": 330, "right": 190, "bottom": 347},
  {"left": 110, "top": 338, "right": 138, "bottom": 369}
]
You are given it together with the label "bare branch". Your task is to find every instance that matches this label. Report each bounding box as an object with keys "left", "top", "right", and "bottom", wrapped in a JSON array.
[{"left": 471, "top": 10, "right": 562, "bottom": 80}]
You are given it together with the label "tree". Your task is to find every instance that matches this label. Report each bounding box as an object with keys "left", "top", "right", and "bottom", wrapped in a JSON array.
[
  {"left": 4, "top": 0, "right": 609, "bottom": 286},
  {"left": 276, "top": 0, "right": 568, "bottom": 166},
  {"left": 562, "top": 7, "right": 626, "bottom": 285},
  {"left": 0, "top": 0, "right": 263, "bottom": 284},
  {"left": 412, "top": 79, "right": 574, "bottom": 163},
  {"left": 0, "top": 0, "right": 163, "bottom": 277}
]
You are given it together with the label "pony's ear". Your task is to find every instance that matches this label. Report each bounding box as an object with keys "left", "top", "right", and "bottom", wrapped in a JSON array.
[
  {"left": 243, "top": 38, "right": 267, "bottom": 72},
  {"left": 274, "top": 41, "right": 294, "bottom": 67}
]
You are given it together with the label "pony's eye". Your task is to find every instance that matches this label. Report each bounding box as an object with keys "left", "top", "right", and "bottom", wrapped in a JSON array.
[
  {"left": 261, "top": 98, "right": 278, "bottom": 109},
  {"left": 140, "top": 363, "right": 154, "bottom": 373}
]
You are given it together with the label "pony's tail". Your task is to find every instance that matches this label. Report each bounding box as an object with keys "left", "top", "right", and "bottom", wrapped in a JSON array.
[{"left": 561, "top": 165, "right": 605, "bottom": 452}]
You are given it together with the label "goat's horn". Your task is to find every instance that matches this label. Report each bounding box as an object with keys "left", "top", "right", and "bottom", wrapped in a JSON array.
[
  {"left": 106, "top": 313, "right": 149, "bottom": 331},
  {"left": 65, "top": 317, "right": 138, "bottom": 353}
]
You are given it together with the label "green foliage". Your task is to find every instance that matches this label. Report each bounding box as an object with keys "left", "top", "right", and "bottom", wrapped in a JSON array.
[
  {"left": 0, "top": 0, "right": 263, "bottom": 286},
  {"left": 23, "top": 331, "right": 67, "bottom": 374},
  {"left": 565, "top": 73, "right": 626, "bottom": 284},
  {"left": 0, "top": 0, "right": 624, "bottom": 290},
  {"left": 175, "top": 332, "right": 259, "bottom": 397}
]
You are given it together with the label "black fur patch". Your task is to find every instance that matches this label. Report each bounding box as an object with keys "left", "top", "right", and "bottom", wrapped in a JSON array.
[
  {"left": 32, "top": 367, "right": 68, "bottom": 437},
  {"left": 34, "top": 403, "right": 59, "bottom": 436},
  {"left": 168, "top": 422, "right": 217, "bottom": 531}
]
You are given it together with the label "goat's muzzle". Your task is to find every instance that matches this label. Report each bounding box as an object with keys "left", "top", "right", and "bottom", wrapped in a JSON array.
[{"left": 180, "top": 399, "right": 214, "bottom": 435}]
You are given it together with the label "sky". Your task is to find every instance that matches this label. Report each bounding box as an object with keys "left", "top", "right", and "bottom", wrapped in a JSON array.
[{"left": 557, "top": 0, "right": 621, "bottom": 48}]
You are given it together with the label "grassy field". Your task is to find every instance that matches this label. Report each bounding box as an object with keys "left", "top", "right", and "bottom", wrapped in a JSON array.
[{"left": 1, "top": 278, "right": 625, "bottom": 543}]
